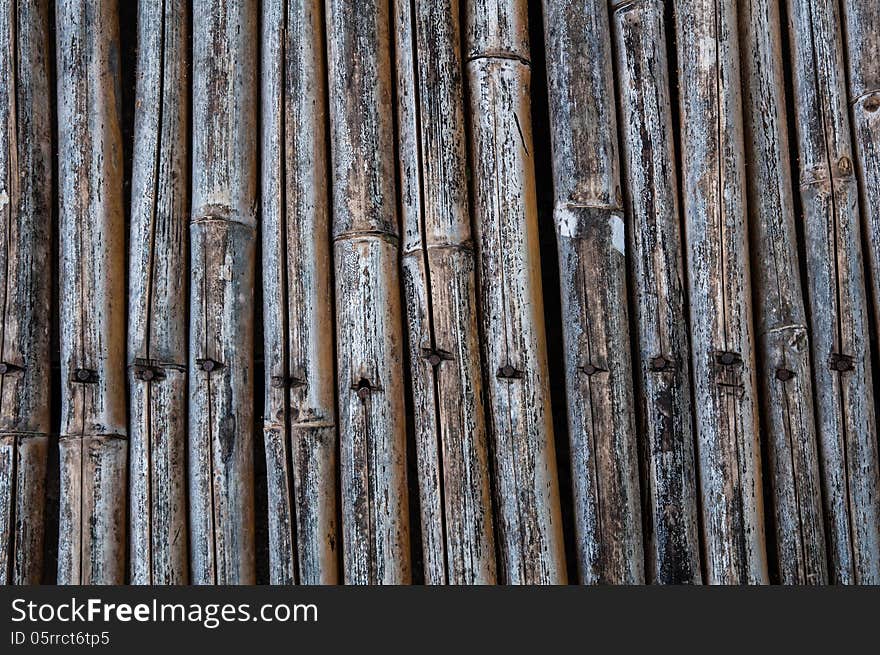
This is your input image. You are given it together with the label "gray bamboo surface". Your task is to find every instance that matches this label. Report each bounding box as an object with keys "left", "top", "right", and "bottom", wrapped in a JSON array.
[
  {"left": 0, "top": 0, "right": 51, "bottom": 585},
  {"left": 787, "top": 0, "right": 880, "bottom": 584},
  {"left": 128, "top": 0, "right": 189, "bottom": 586},
  {"left": 3, "top": 0, "right": 880, "bottom": 585},
  {"left": 189, "top": 0, "right": 257, "bottom": 585}
]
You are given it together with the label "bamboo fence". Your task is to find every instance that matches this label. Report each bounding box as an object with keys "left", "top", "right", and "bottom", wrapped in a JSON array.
[{"left": 2, "top": 0, "right": 880, "bottom": 585}]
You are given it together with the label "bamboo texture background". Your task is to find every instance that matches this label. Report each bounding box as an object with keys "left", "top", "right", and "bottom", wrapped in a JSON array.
[{"left": 1, "top": 0, "right": 880, "bottom": 585}]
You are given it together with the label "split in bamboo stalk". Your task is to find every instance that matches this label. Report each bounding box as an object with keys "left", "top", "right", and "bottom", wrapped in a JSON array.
[
  {"left": 542, "top": 0, "right": 643, "bottom": 585},
  {"left": 0, "top": 0, "right": 51, "bottom": 585},
  {"left": 674, "top": 0, "right": 768, "bottom": 584},
  {"left": 738, "top": 0, "right": 827, "bottom": 584},
  {"left": 395, "top": 0, "right": 497, "bottom": 585},
  {"left": 326, "top": 0, "right": 411, "bottom": 584},
  {"left": 465, "top": 0, "right": 566, "bottom": 584},
  {"left": 610, "top": 0, "right": 701, "bottom": 584},
  {"left": 261, "top": 0, "right": 339, "bottom": 585},
  {"left": 189, "top": 0, "right": 257, "bottom": 585},
  {"left": 56, "top": 0, "right": 127, "bottom": 585},
  {"left": 128, "top": 0, "right": 189, "bottom": 586},
  {"left": 787, "top": 0, "right": 880, "bottom": 584}
]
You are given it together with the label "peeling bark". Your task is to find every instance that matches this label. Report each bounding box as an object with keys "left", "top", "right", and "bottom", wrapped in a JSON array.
[
  {"left": 128, "top": 0, "right": 189, "bottom": 585},
  {"left": 739, "top": 0, "right": 827, "bottom": 584},
  {"left": 787, "top": 0, "right": 880, "bottom": 584},
  {"left": 262, "top": 0, "right": 339, "bottom": 585},
  {"left": 395, "top": 0, "right": 497, "bottom": 585},
  {"left": 674, "top": 0, "right": 768, "bottom": 584},
  {"left": 543, "top": 0, "right": 644, "bottom": 585},
  {"left": 464, "top": 0, "right": 567, "bottom": 584},
  {"left": 611, "top": 0, "right": 702, "bottom": 584},
  {"left": 56, "top": 0, "right": 127, "bottom": 585},
  {"left": 0, "top": 0, "right": 51, "bottom": 586},
  {"left": 189, "top": 0, "right": 257, "bottom": 585},
  {"left": 326, "top": 0, "right": 411, "bottom": 584}
]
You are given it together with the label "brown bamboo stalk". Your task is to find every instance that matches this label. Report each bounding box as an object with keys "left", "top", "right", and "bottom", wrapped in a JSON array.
[
  {"left": 0, "top": 0, "right": 51, "bottom": 585},
  {"left": 326, "top": 0, "right": 411, "bottom": 584},
  {"left": 128, "top": 0, "right": 189, "bottom": 586},
  {"left": 56, "top": 0, "right": 127, "bottom": 585},
  {"left": 189, "top": 0, "right": 257, "bottom": 585},
  {"left": 738, "top": 0, "right": 827, "bottom": 584},
  {"left": 543, "top": 0, "right": 644, "bottom": 586},
  {"left": 465, "top": 1, "right": 566, "bottom": 584},
  {"left": 395, "top": 0, "right": 497, "bottom": 585},
  {"left": 610, "top": 0, "right": 702, "bottom": 584},
  {"left": 262, "top": 0, "right": 339, "bottom": 585},
  {"left": 787, "top": 0, "right": 880, "bottom": 584},
  {"left": 674, "top": 0, "right": 768, "bottom": 584}
]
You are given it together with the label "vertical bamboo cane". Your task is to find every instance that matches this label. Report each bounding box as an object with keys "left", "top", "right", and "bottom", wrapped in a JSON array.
[
  {"left": 326, "top": 0, "right": 411, "bottom": 584},
  {"left": 56, "top": 0, "right": 127, "bottom": 585},
  {"left": 465, "top": 1, "right": 566, "bottom": 584},
  {"left": 610, "top": 0, "right": 701, "bottom": 584},
  {"left": 738, "top": 0, "right": 827, "bottom": 584},
  {"left": 542, "top": 0, "right": 644, "bottom": 585},
  {"left": 128, "top": 0, "right": 189, "bottom": 586},
  {"left": 787, "top": 0, "right": 880, "bottom": 584},
  {"left": 394, "top": 0, "right": 497, "bottom": 585},
  {"left": 842, "top": 3, "right": 880, "bottom": 331},
  {"left": 674, "top": 0, "right": 768, "bottom": 584},
  {"left": 262, "top": 0, "right": 339, "bottom": 585},
  {"left": 189, "top": 0, "right": 257, "bottom": 585},
  {"left": 0, "top": 0, "right": 51, "bottom": 585}
]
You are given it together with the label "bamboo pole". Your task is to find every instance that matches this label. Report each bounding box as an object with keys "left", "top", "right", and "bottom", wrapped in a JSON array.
[
  {"left": 674, "top": 0, "right": 768, "bottom": 584},
  {"left": 542, "top": 0, "right": 643, "bottom": 585},
  {"left": 0, "top": 0, "right": 51, "bottom": 585},
  {"left": 738, "top": 0, "right": 827, "bottom": 584},
  {"left": 610, "top": 0, "right": 701, "bottom": 584},
  {"left": 842, "top": 1, "right": 880, "bottom": 330},
  {"left": 261, "top": 0, "right": 338, "bottom": 585},
  {"left": 128, "top": 0, "right": 189, "bottom": 586},
  {"left": 326, "top": 0, "right": 411, "bottom": 584},
  {"left": 395, "top": 0, "right": 496, "bottom": 585},
  {"left": 189, "top": 0, "right": 257, "bottom": 585},
  {"left": 56, "top": 0, "right": 127, "bottom": 585},
  {"left": 465, "top": 1, "right": 566, "bottom": 584},
  {"left": 786, "top": 0, "right": 880, "bottom": 584}
]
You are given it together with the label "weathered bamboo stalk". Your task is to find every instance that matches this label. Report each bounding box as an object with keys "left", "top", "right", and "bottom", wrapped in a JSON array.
[
  {"left": 326, "top": 0, "right": 411, "bottom": 584},
  {"left": 674, "top": 0, "right": 768, "bottom": 584},
  {"left": 610, "top": 0, "right": 701, "bottom": 584},
  {"left": 738, "top": 0, "right": 827, "bottom": 584},
  {"left": 189, "top": 0, "right": 257, "bottom": 585},
  {"left": 128, "top": 0, "right": 189, "bottom": 586},
  {"left": 465, "top": 1, "right": 566, "bottom": 584},
  {"left": 261, "top": 0, "right": 338, "bottom": 585},
  {"left": 787, "top": 0, "right": 880, "bottom": 584},
  {"left": 0, "top": 0, "right": 51, "bottom": 585},
  {"left": 843, "top": 2, "right": 880, "bottom": 334},
  {"left": 56, "top": 0, "right": 127, "bottom": 585},
  {"left": 395, "top": 0, "right": 497, "bottom": 585},
  {"left": 542, "top": 0, "right": 643, "bottom": 585}
]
